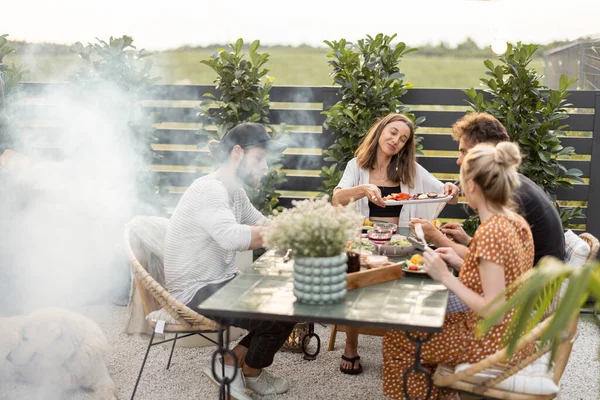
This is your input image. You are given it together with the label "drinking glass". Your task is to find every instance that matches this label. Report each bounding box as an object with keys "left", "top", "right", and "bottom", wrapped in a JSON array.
[{"left": 367, "top": 227, "right": 393, "bottom": 245}]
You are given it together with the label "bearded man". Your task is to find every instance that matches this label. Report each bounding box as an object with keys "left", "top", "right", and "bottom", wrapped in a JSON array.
[{"left": 164, "top": 123, "right": 293, "bottom": 399}]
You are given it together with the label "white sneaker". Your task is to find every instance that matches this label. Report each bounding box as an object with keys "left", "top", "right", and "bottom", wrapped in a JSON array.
[
  {"left": 202, "top": 360, "right": 251, "bottom": 400},
  {"left": 246, "top": 370, "right": 290, "bottom": 395}
]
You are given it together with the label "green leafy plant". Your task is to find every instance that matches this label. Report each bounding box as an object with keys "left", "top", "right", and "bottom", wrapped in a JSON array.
[
  {"left": 464, "top": 42, "right": 584, "bottom": 230},
  {"left": 0, "top": 34, "right": 29, "bottom": 149},
  {"left": 199, "top": 38, "right": 287, "bottom": 215},
  {"left": 479, "top": 256, "right": 599, "bottom": 361},
  {"left": 71, "top": 35, "right": 162, "bottom": 209},
  {"left": 319, "top": 33, "right": 421, "bottom": 197}
]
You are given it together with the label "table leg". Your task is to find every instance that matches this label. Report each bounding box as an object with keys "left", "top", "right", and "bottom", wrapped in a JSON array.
[
  {"left": 210, "top": 323, "right": 238, "bottom": 400},
  {"left": 301, "top": 322, "right": 321, "bottom": 361},
  {"left": 402, "top": 331, "right": 434, "bottom": 400}
]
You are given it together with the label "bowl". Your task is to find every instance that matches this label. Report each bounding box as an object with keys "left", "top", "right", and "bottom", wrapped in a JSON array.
[
  {"left": 367, "top": 229, "right": 393, "bottom": 245},
  {"left": 365, "top": 255, "right": 389, "bottom": 268},
  {"left": 373, "top": 222, "right": 398, "bottom": 234}
]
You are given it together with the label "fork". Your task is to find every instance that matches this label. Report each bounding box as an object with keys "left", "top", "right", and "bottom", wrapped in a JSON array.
[{"left": 414, "top": 223, "right": 429, "bottom": 250}]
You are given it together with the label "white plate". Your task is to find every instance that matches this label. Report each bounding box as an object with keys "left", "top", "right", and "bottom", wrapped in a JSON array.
[
  {"left": 384, "top": 195, "right": 453, "bottom": 206},
  {"left": 402, "top": 265, "right": 428, "bottom": 274}
]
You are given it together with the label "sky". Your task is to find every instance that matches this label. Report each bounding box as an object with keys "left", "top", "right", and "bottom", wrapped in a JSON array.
[{"left": 2, "top": 0, "right": 599, "bottom": 51}]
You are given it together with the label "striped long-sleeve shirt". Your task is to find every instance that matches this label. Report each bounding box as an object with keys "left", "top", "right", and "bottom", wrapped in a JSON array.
[{"left": 164, "top": 173, "right": 264, "bottom": 305}]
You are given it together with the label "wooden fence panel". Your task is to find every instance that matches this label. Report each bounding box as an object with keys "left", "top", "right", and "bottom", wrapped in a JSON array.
[{"left": 12, "top": 84, "right": 598, "bottom": 239}]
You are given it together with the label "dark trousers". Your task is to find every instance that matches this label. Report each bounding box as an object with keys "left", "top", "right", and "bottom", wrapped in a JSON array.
[{"left": 188, "top": 280, "right": 296, "bottom": 369}]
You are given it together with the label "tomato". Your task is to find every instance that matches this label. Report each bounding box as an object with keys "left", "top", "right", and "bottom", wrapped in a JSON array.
[{"left": 408, "top": 264, "right": 420, "bottom": 271}]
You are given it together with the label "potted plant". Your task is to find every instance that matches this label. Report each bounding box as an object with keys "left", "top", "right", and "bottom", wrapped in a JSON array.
[{"left": 263, "top": 197, "right": 364, "bottom": 304}]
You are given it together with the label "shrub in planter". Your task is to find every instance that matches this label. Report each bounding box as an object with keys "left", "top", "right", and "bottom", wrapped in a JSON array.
[
  {"left": 319, "top": 33, "right": 422, "bottom": 197},
  {"left": 70, "top": 35, "right": 163, "bottom": 211},
  {"left": 199, "top": 39, "right": 287, "bottom": 215},
  {"left": 463, "top": 42, "right": 584, "bottom": 233}
]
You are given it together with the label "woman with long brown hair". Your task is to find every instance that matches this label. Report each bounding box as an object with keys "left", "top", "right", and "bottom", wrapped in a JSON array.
[{"left": 332, "top": 113, "right": 459, "bottom": 375}]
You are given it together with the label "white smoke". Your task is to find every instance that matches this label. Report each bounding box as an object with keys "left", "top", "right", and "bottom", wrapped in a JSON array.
[{"left": 0, "top": 82, "right": 151, "bottom": 315}]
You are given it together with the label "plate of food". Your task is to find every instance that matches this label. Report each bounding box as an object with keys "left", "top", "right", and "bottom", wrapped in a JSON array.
[
  {"left": 383, "top": 192, "right": 453, "bottom": 206},
  {"left": 401, "top": 254, "right": 428, "bottom": 275},
  {"left": 347, "top": 238, "right": 376, "bottom": 253},
  {"left": 378, "top": 235, "right": 415, "bottom": 255}
]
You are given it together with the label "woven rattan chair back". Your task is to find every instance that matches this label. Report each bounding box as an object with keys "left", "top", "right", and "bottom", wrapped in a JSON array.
[{"left": 124, "top": 226, "right": 218, "bottom": 331}]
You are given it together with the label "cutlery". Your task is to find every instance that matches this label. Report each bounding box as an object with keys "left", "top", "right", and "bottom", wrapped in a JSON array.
[
  {"left": 282, "top": 248, "right": 292, "bottom": 262},
  {"left": 414, "top": 223, "right": 429, "bottom": 250}
]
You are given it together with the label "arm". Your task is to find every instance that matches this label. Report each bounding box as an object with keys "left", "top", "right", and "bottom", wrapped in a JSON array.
[
  {"left": 331, "top": 159, "right": 385, "bottom": 207},
  {"left": 410, "top": 218, "right": 469, "bottom": 259},
  {"left": 423, "top": 248, "right": 506, "bottom": 318},
  {"left": 196, "top": 183, "right": 257, "bottom": 252},
  {"left": 239, "top": 190, "right": 269, "bottom": 226},
  {"left": 441, "top": 259, "right": 506, "bottom": 318}
]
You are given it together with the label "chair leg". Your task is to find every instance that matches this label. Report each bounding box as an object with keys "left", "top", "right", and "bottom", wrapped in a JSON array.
[
  {"left": 131, "top": 331, "right": 155, "bottom": 400},
  {"left": 166, "top": 333, "right": 178, "bottom": 370},
  {"left": 328, "top": 324, "right": 337, "bottom": 351}
]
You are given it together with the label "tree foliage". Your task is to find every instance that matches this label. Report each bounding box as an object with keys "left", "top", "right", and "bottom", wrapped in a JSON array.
[
  {"left": 319, "top": 33, "right": 422, "bottom": 197},
  {"left": 463, "top": 42, "right": 584, "bottom": 233},
  {"left": 199, "top": 39, "right": 287, "bottom": 215}
]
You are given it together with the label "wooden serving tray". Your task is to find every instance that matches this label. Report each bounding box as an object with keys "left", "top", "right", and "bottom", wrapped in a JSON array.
[{"left": 346, "top": 262, "right": 404, "bottom": 291}]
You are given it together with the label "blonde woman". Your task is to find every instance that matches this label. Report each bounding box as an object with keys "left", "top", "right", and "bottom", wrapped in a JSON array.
[
  {"left": 332, "top": 113, "right": 459, "bottom": 374},
  {"left": 382, "top": 142, "right": 535, "bottom": 399}
]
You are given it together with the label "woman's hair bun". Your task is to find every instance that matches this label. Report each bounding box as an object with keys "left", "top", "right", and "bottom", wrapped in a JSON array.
[{"left": 494, "top": 141, "right": 521, "bottom": 168}]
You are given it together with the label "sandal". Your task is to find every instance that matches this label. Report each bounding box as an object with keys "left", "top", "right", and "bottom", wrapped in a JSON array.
[{"left": 340, "top": 355, "right": 363, "bottom": 375}]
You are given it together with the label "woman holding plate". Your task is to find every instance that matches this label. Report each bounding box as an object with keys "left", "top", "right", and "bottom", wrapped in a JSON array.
[{"left": 331, "top": 113, "right": 459, "bottom": 375}]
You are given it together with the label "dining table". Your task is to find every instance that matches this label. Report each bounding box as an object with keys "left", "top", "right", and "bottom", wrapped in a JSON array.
[{"left": 196, "top": 232, "right": 449, "bottom": 400}]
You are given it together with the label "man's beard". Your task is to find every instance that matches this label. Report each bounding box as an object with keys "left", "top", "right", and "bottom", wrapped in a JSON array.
[{"left": 236, "top": 158, "right": 261, "bottom": 186}]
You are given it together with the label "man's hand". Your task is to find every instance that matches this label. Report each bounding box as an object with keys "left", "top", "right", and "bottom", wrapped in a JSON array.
[
  {"left": 441, "top": 222, "right": 472, "bottom": 246},
  {"left": 443, "top": 182, "right": 460, "bottom": 198},
  {"left": 249, "top": 226, "right": 269, "bottom": 250},
  {"left": 409, "top": 218, "right": 444, "bottom": 243}
]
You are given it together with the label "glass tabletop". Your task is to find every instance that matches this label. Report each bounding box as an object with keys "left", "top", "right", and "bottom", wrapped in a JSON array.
[{"left": 197, "top": 249, "right": 449, "bottom": 332}]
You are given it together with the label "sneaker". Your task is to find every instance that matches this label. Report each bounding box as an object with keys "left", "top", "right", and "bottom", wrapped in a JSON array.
[
  {"left": 246, "top": 369, "right": 290, "bottom": 395},
  {"left": 202, "top": 360, "right": 251, "bottom": 400}
]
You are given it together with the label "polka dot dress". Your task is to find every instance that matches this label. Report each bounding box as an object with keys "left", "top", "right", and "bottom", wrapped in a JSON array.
[{"left": 382, "top": 214, "right": 535, "bottom": 399}]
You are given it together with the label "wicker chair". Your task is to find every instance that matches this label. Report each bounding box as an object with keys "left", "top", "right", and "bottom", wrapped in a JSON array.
[
  {"left": 433, "top": 315, "right": 578, "bottom": 400},
  {"left": 432, "top": 232, "right": 599, "bottom": 399},
  {"left": 124, "top": 226, "right": 221, "bottom": 400}
]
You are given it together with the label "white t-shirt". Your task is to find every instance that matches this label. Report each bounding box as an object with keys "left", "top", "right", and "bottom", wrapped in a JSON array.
[
  {"left": 336, "top": 158, "right": 445, "bottom": 226},
  {"left": 164, "top": 173, "right": 265, "bottom": 305}
]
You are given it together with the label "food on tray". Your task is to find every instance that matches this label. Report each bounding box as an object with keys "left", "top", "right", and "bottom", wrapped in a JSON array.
[
  {"left": 388, "top": 237, "right": 411, "bottom": 247},
  {"left": 383, "top": 192, "right": 411, "bottom": 201},
  {"left": 347, "top": 238, "right": 376, "bottom": 252},
  {"left": 383, "top": 192, "right": 446, "bottom": 202},
  {"left": 363, "top": 219, "right": 373, "bottom": 227}
]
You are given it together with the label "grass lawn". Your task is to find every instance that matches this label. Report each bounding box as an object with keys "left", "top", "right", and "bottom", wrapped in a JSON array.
[{"left": 5, "top": 48, "right": 545, "bottom": 88}]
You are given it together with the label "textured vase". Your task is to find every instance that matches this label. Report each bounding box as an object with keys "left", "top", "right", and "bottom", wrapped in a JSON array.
[{"left": 293, "top": 253, "right": 348, "bottom": 305}]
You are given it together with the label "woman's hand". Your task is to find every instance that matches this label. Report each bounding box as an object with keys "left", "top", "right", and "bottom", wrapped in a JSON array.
[
  {"left": 441, "top": 222, "right": 472, "bottom": 246},
  {"left": 362, "top": 184, "right": 386, "bottom": 207},
  {"left": 434, "top": 247, "right": 463, "bottom": 271},
  {"left": 422, "top": 247, "right": 454, "bottom": 283}
]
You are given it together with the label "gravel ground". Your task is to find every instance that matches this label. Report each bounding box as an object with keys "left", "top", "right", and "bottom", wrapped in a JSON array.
[{"left": 1, "top": 305, "right": 598, "bottom": 399}]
